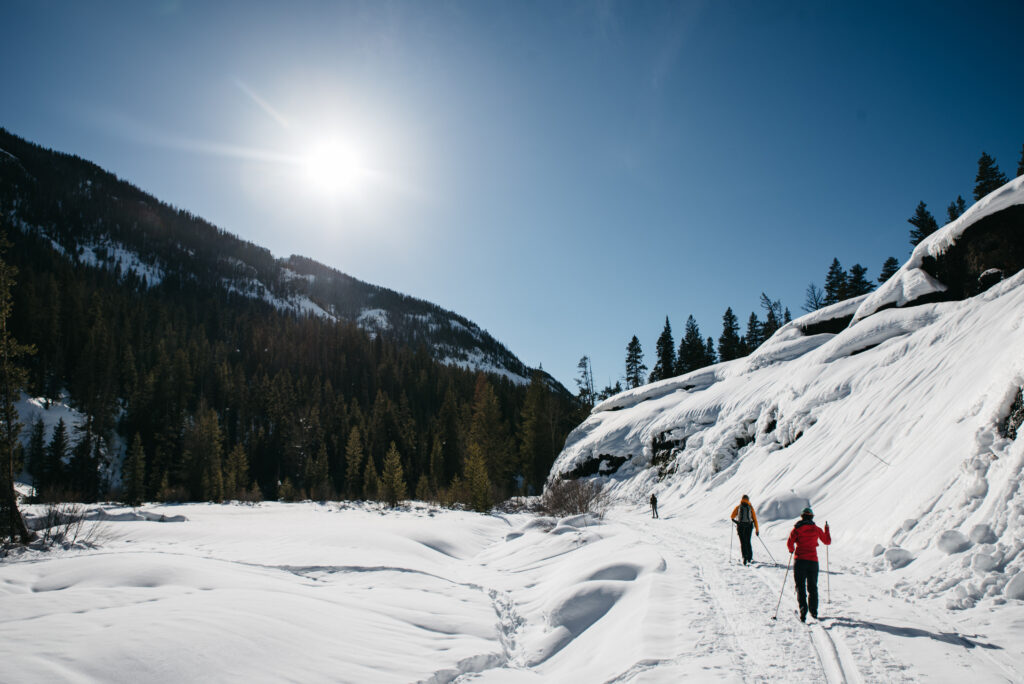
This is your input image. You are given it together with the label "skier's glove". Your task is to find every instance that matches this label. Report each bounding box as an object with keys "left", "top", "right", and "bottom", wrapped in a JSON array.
[{"left": 756, "top": 530, "right": 759, "bottom": 536}]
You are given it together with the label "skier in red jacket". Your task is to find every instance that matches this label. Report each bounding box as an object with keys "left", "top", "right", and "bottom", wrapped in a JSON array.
[{"left": 786, "top": 507, "right": 831, "bottom": 622}]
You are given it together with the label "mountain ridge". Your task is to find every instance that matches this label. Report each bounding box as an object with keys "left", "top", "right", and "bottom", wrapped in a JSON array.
[{"left": 0, "top": 127, "right": 551, "bottom": 389}]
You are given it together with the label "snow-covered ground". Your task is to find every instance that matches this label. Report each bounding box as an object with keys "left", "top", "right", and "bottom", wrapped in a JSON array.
[{"left": 2, "top": 501, "right": 1020, "bottom": 682}]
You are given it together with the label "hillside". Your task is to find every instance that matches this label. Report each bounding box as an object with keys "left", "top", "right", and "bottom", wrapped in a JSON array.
[
  {"left": 552, "top": 175, "right": 1024, "bottom": 611},
  {"left": 0, "top": 128, "right": 578, "bottom": 504},
  {"left": 0, "top": 127, "right": 537, "bottom": 385}
]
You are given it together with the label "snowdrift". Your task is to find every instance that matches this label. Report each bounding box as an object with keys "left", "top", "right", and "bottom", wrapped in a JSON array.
[{"left": 552, "top": 177, "right": 1024, "bottom": 610}]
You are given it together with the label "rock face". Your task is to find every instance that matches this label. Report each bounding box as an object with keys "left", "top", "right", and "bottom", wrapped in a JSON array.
[{"left": 919, "top": 205, "right": 1024, "bottom": 301}]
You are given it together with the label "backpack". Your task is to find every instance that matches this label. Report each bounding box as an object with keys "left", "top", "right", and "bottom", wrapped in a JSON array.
[{"left": 738, "top": 502, "right": 753, "bottom": 523}]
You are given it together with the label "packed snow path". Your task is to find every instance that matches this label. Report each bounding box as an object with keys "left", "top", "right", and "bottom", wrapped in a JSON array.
[{"left": 1, "top": 501, "right": 1021, "bottom": 682}]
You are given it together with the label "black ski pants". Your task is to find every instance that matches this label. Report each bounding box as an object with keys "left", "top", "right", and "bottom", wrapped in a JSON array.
[
  {"left": 736, "top": 522, "right": 753, "bottom": 563},
  {"left": 794, "top": 559, "right": 819, "bottom": 618}
]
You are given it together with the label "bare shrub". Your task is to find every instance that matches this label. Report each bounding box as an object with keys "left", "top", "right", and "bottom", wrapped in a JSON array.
[
  {"left": 31, "top": 502, "right": 102, "bottom": 547},
  {"left": 539, "top": 478, "right": 610, "bottom": 518}
]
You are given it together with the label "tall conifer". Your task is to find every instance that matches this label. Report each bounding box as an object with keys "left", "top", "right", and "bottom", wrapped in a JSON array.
[
  {"left": 717, "top": 308, "right": 743, "bottom": 362},
  {"left": 649, "top": 317, "right": 676, "bottom": 383},
  {"left": 744, "top": 313, "right": 762, "bottom": 353},
  {"left": 344, "top": 426, "right": 365, "bottom": 499},
  {"left": 380, "top": 442, "right": 407, "bottom": 507},
  {"left": 823, "top": 259, "right": 848, "bottom": 305},
  {"left": 624, "top": 336, "right": 646, "bottom": 389},
  {"left": 847, "top": 264, "right": 873, "bottom": 297},
  {"left": 946, "top": 195, "right": 967, "bottom": 223},
  {"left": 878, "top": 257, "right": 900, "bottom": 283},
  {"left": 0, "top": 233, "right": 33, "bottom": 543},
  {"left": 974, "top": 152, "right": 1008, "bottom": 200},
  {"left": 123, "top": 433, "right": 146, "bottom": 507},
  {"left": 908, "top": 202, "right": 939, "bottom": 247}
]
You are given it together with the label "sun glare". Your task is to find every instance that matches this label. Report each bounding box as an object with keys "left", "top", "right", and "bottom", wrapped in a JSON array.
[{"left": 301, "top": 139, "right": 368, "bottom": 198}]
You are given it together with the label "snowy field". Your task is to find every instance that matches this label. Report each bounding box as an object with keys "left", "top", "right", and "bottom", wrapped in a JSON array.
[{"left": 1, "top": 500, "right": 1022, "bottom": 683}]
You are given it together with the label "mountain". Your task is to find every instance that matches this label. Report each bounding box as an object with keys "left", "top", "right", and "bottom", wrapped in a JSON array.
[
  {"left": 0, "top": 127, "right": 578, "bottom": 503},
  {"left": 552, "top": 175, "right": 1024, "bottom": 608},
  {"left": 0, "top": 127, "right": 540, "bottom": 387}
]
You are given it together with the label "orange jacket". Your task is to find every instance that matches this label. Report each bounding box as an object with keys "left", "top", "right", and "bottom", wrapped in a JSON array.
[{"left": 730, "top": 499, "right": 759, "bottom": 532}]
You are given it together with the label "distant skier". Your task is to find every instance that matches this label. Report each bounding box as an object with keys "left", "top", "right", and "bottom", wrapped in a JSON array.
[
  {"left": 730, "top": 495, "right": 759, "bottom": 565},
  {"left": 650, "top": 493, "right": 659, "bottom": 519},
  {"left": 786, "top": 507, "right": 831, "bottom": 622}
]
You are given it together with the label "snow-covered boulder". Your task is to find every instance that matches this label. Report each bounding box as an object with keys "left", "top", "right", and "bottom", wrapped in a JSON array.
[
  {"left": 970, "top": 524, "right": 997, "bottom": 544},
  {"left": 1004, "top": 572, "right": 1024, "bottom": 601},
  {"left": 884, "top": 547, "right": 914, "bottom": 569},
  {"left": 938, "top": 530, "right": 971, "bottom": 554}
]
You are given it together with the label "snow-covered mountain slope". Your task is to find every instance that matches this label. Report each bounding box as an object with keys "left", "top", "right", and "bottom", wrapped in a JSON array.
[
  {"left": 552, "top": 176, "right": 1024, "bottom": 613},
  {"left": 0, "top": 128, "right": 539, "bottom": 386}
]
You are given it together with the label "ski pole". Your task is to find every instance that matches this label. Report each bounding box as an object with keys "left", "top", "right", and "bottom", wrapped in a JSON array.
[
  {"left": 758, "top": 534, "right": 777, "bottom": 564},
  {"left": 826, "top": 522, "right": 831, "bottom": 607},
  {"left": 729, "top": 525, "right": 734, "bottom": 563},
  {"left": 772, "top": 551, "right": 795, "bottom": 620}
]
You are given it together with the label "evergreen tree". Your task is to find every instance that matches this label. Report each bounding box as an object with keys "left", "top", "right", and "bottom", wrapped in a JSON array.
[
  {"left": 1018, "top": 143, "right": 1024, "bottom": 177},
  {"left": 182, "top": 405, "right": 224, "bottom": 501},
  {"left": 946, "top": 195, "right": 967, "bottom": 223},
  {"left": 362, "top": 453, "right": 379, "bottom": 501},
  {"left": 519, "top": 372, "right": 553, "bottom": 491},
  {"left": 823, "top": 259, "right": 848, "bottom": 305},
  {"left": 464, "top": 449, "right": 492, "bottom": 513},
  {"left": 467, "top": 375, "right": 509, "bottom": 492},
  {"left": 43, "top": 418, "right": 70, "bottom": 500},
  {"left": 974, "top": 152, "right": 1008, "bottom": 200},
  {"left": 574, "top": 356, "right": 595, "bottom": 409},
  {"left": 223, "top": 443, "right": 250, "bottom": 499},
  {"left": 802, "top": 283, "right": 825, "bottom": 313},
  {"left": 717, "top": 307, "right": 744, "bottom": 362},
  {"left": 68, "top": 430, "right": 99, "bottom": 502},
  {"left": 846, "top": 264, "right": 873, "bottom": 297},
  {"left": 878, "top": 256, "right": 900, "bottom": 283},
  {"left": 0, "top": 233, "right": 33, "bottom": 542},
  {"left": 428, "top": 434, "right": 444, "bottom": 494},
  {"left": 759, "top": 293, "right": 783, "bottom": 339},
  {"left": 304, "top": 443, "right": 331, "bottom": 500},
  {"left": 26, "top": 416, "right": 46, "bottom": 495},
  {"left": 344, "top": 426, "right": 365, "bottom": 499},
  {"left": 743, "top": 312, "right": 762, "bottom": 353},
  {"left": 123, "top": 433, "right": 146, "bottom": 507},
  {"left": 380, "top": 442, "right": 407, "bottom": 507},
  {"left": 908, "top": 201, "right": 939, "bottom": 247},
  {"left": 415, "top": 473, "right": 432, "bottom": 502},
  {"left": 624, "top": 336, "right": 646, "bottom": 389},
  {"left": 676, "top": 316, "right": 707, "bottom": 374},
  {"left": 704, "top": 337, "right": 717, "bottom": 366},
  {"left": 649, "top": 317, "right": 676, "bottom": 383}
]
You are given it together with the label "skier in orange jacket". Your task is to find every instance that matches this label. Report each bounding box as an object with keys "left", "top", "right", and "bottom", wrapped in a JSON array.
[{"left": 730, "top": 495, "right": 759, "bottom": 565}]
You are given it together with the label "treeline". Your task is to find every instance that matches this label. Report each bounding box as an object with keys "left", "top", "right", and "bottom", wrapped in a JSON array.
[
  {"left": 580, "top": 146, "right": 1024, "bottom": 403},
  {"left": 5, "top": 228, "right": 577, "bottom": 509},
  {"left": 0, "top": 127, "right": 580, "bottom": 510}
]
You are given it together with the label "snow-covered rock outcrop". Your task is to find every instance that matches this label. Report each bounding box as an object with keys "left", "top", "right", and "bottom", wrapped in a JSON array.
[{"left": 551, "top": 177, "right": 1024, "bottom": 608}]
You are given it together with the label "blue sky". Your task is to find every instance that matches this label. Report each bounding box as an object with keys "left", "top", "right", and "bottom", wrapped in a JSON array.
[{"left": 2, "top": 1, "right": 1023, "bottom": 390}]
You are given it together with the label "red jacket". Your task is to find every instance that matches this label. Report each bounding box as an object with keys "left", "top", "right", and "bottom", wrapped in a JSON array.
[{"left": 787, "top": 520, "right": 831, "bottom": 561}]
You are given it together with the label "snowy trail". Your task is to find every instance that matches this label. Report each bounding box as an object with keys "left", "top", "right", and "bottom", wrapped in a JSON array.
[
  {"left": 615, "top": 507, "right": 1024, "bottom": 684},
  {"left": 628, "top": 512, "right": 839, "bottom": 683}
]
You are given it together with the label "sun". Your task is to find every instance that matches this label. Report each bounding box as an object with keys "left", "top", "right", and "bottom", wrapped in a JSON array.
[{"left": 300, "top": 139, "right": 368, "bottom": 198}]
